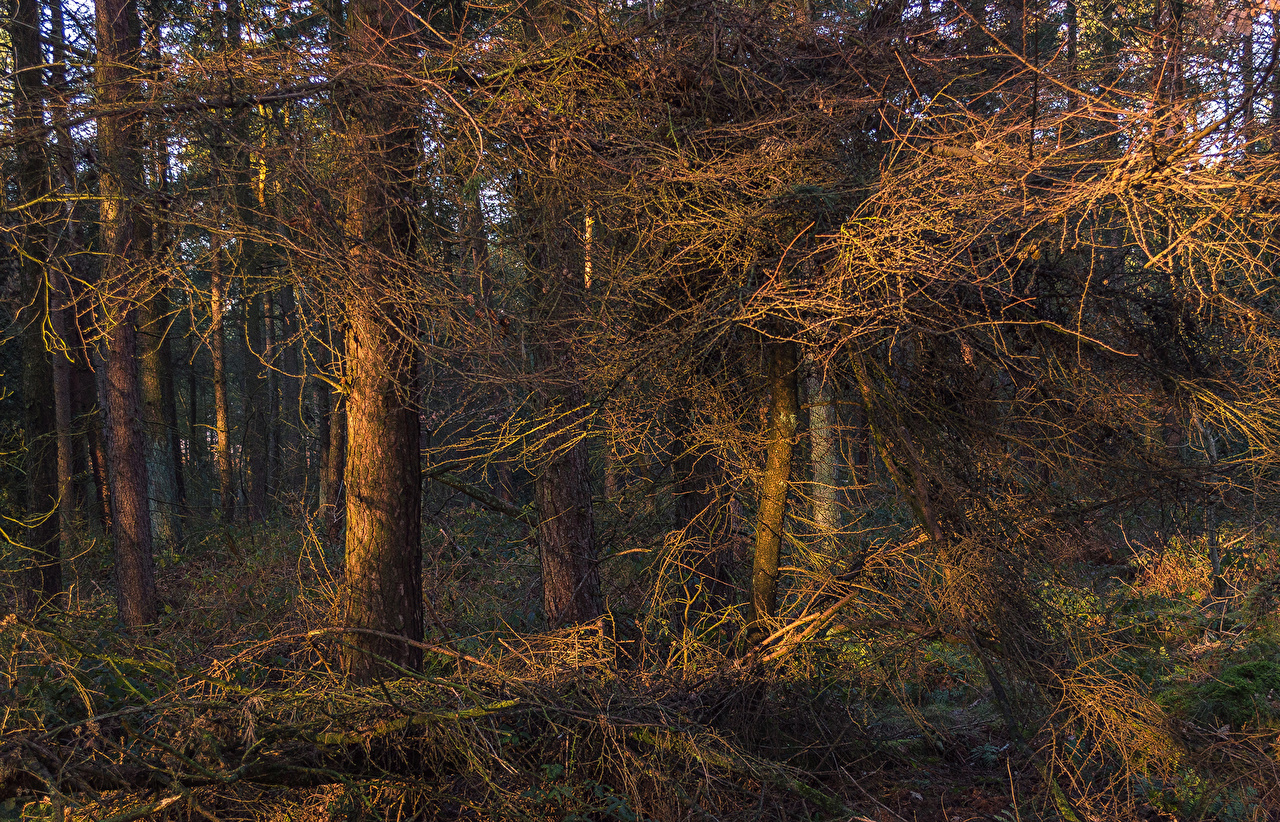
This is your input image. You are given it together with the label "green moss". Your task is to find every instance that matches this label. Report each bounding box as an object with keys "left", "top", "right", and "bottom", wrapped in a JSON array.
[{"left": 1166, "top": 660, "right": 1280, "bottom": 729}]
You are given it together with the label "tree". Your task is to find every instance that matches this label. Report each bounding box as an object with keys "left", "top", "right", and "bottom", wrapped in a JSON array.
[
  {"left": 96, "top": 0, "right": 159, "bottom": 627},
  {"left": 10, "top": 0, "right": 62, "bottom": 611},
  {"left": 337, "top": 0, "right": 424, "bottom": 680}
]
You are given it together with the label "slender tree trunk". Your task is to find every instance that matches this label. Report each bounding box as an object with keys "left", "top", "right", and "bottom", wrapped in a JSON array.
[
  {"left": 186, "top": 329, "right": 204, "bottom": 504},
  {"left": 322, "top": 328, "right": 346, "bottom": 547},
  {"left": 11, "top": 0, "right": 63, "bottom": 611},
  {"left": 141, "top": 293, "right": 183, "bottom": 547},
  {"left": 338, "top": 0, "right": 424, "bottom": 680},
  {"left": 277, "top": 286, "right": 304, "bottom": 499},
  {"left": 211, "top": 235, "right": 236, "bottom": 523},
  {"left": 264, "top": 289, "right": 281, "bottom": 501},
  {"left": 49, "top": 0, "right": 86, "bottom": 560},
  {"left": 806, "top": 355, "right": 838, "bottom": 576},
  {"left": 243, "top": 293, "right": 268, "bottom": 520},
  {"left": 86, "top": 362, "right": 114, "bottom": 533},
  {"left": 748, "top": 340, "right": 799, "bottom": 638}
]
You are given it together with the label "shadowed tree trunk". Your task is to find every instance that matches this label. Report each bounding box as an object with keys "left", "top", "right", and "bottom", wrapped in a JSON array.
[
  {"left": 96, "top": 0, "right": 158, "bottom": 628},
  {"left": 141, "top": 293, "right": 183, "bottom": 548},
  {"left": 674, "top": 426, "right": 731, "bottom": 631},
  {"left": 534, "top": 382, "right": 603, "bottom": 626},
  {"left": 525, "top": 206, "right": 603, "bottom": 626},
  {"left": 12, "top": 0, "right": 62, "bottom": 610},
  {"left": 49, "top": 0, "right": 89, "bottom": 561},
  {"left": 264, "top": 289, "right": 280, "bottom": 500},
  {"left": 243, "top": 292, "right": 268, "bottom": 520},
  {"left": 338, "top": 0, "right": 424, "bottom": 681},
  {"left": 748, "top": 339, "right": 799, "bottom": 639},
  {"left": 321, "top": 324, "right": 346, "bottom": 548}
]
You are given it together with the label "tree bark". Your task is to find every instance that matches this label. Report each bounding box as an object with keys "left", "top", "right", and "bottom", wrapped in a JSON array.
[
  {"left": 211, "top": 235, "right": 236, "bottom": 523},
  {"left": 748, "top": 340, "right": 799, "bottom": 638},
  {"left": 535, "top": 384, "right": 603, "bottom": 626},
  {"left": 95, "top": 0, "right": 160, "bottom": 621},
  {"left": 338, "top": 0, "right": 424, "bottom": 681}
]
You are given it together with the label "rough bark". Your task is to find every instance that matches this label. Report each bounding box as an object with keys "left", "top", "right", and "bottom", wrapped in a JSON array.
[
  {"left": 748, "top": 340, "right": 799, "bottom": 638},
  {"left": 264, "top": 289, "right": 281, "bottom": 500},
  {"left": 338, "top": 0, "right": 424, "bottom": 681},
  {"left": 92, "top": 22, "right": 158, "bottom": 621},
  {"left": 96, "top": 0, "right": 158, "bottom": 624},
  {"left": 49, "top": 0, "right": 86, "bottom": 559}
]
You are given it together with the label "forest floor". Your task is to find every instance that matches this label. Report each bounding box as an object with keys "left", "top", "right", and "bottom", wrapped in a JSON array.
[{"left": 3, "top": 508, "right": 1280, "bottom": 821}]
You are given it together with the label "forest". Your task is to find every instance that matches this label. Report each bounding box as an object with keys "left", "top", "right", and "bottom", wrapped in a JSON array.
[{"left": 3, "top": 0, "right": 1280, "bottom": 816}]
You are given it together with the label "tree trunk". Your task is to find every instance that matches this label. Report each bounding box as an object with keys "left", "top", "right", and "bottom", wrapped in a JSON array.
[
  {"left": 86, "top": 363, "right": 114, "bottom": 533},
  {"left": 535, "top": 383, "right": 602, "bottom": 626},
  {"left": 338, "top": 0, "right": 424, "bottom": 681},
  {"left": 141, "top": 293, "right": 183, "bottom": 547},
  {"left": 749, "top": 340, "right": 799, "bottom": 638},
  {"left": 343, "top": 309, "right": 422, "bottom": 679},
  {"left": 12, "top": 0, "right": 63, "bottom": 611},
  {"left": 96, "top": 0, "right": 158, "bottom": 626},
  {"left": 322, "top": 327, "right": 346, "bottom": 548},
  {"left": 243, "top": 292, "right": 268, "bottom": 521},
  {"left": 49, "top": 0, "right": 87, "bottom": 561},
  {"left": 805, "top": 355, "right": 838, "bottom": 576},
  {"left": 264, "top": 288, "right": 281, "bottom": 501},
  {"left": 277, "top": 286, "right": 304, "bottom": 500},
  {"left": 211, "top": 235, "right": 236, "bottom": 523}
]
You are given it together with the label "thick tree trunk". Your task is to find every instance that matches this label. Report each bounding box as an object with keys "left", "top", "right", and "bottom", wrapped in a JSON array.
[
  {"left": 343, "top": 310, "right": 422, "bottom": 679},
  {"left": 12, "top": 0, "right": 63, "bottom": 611},
  {"left": 338, "top": 0, "right": 424, "bottom": 681},
  {"left": 210, "top": 235, "right": 236, "bottom": 523},
  {"left": 748, "top": 340, "right": 799, "bottom": 638}
]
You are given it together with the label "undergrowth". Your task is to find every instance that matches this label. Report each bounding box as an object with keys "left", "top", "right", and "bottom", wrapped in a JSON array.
[{"left": 2, "top": 514, "right": 1280, "bottom": 821}]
